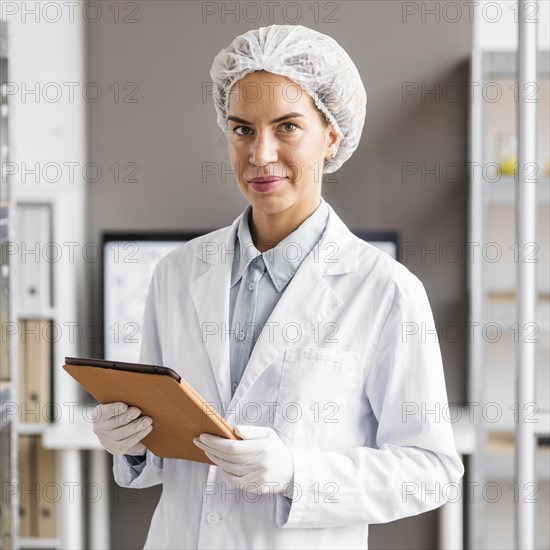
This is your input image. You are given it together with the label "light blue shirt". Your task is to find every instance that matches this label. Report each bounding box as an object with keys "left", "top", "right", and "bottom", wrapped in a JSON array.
[{"left": 229, "top": 196, "right": 329, "bottom": 397}]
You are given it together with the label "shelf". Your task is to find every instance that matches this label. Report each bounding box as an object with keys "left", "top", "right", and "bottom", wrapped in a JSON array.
[
  {"left": 485, "top": 431, "right": 550, "bottom": 480},
  {"left": 16, "top": 310, "right": 57, "bottom": 321},
  {"left": 486, "top": 291, "right": 550, "bottom": 300},
  {"left": 486, "top": 431, "right": 550, "bottom": 451},
  {"left": 485, "top": 291, "right": 550, "bottom": 331},
  {"left": 483, "top": 176, "right": 550, "bottom": 204},
  {"left": 14, "top": 417, "right": 102, "bottom": 450},
  {"left": 14, "top": 423, "right": 48, "bottom": 436},
  {"left": 17, "top": 537, "right": 60, "bottom": 549},
  {"left": 41, "top": 413, "right": 103, "bottom": 450}
]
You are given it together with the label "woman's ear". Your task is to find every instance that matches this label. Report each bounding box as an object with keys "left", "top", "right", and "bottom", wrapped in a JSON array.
[{"left": 325, "top": 126, "right": 341, "bottom": 159}]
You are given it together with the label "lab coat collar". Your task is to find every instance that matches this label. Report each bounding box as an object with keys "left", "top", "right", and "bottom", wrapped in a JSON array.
[
  {"left": 190, "top": 198, "right": 359, "bottom": 410},
  {"left": 196, "top": 197, "right": 358, "bottom": 276},
  {"left": 230, "top": 197, "right": 330, "bottom": 293}
]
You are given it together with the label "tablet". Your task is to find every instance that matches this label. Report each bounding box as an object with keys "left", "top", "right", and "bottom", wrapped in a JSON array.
[
  {"left": 65, "top": 356, "right": 182, "bottom": 380},
  {"left": 63, "top": 356, "right": 240, "bottom": 464}
]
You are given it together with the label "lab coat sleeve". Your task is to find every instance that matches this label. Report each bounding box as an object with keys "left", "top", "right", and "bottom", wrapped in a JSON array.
[
  {"left": 276, "top": 275, "right": 464, "bottom": 528},
  {"left": 112, "top": 263, "right": 164, "bottom": 489}
]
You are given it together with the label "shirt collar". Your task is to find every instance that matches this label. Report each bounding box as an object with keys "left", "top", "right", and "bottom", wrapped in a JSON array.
[{"left": 231, "top": 196, "right": 329, "bottom": 293}]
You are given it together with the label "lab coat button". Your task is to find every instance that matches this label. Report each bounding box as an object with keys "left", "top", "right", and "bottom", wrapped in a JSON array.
[
  {"left": 232, "top": 382, "right": 238, "bottom": 393},
  {"left": 206, "top": 512, "right": 219, "bottom": 525},
  {"left": 237, "top": 330, "right": 246, "bottom": 341},
  {"left": 248, "top": 282, "right": 255, "bottom": 291}
]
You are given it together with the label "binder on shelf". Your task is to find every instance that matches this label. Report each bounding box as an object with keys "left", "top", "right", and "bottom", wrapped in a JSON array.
[
  {"left": 16, "top": 204, "right": 52, "bottom": 313},
  {"left": 17, "top": 435, "right": 31, "bottom": 538},
  {"left": 36, "top": 439, "right": 56, "bottom": 538},
  {"left": 17, "top": 435, "right": 57, "bottom": 538},
  {"left": 18, "top": 320, "right": 53, "bottom": 423}
]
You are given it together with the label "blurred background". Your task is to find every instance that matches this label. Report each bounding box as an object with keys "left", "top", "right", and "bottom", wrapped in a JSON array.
[{"left": 0, "top": 1, "right": 549, "bottom": 548}]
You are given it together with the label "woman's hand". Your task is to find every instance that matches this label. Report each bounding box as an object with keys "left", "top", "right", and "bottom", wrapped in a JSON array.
[
  {"left": 193, "top": 425, "right": 295, "bottom": 497},
  {"left": 92, "top": 401, "right": 153, "bottom": 456}
]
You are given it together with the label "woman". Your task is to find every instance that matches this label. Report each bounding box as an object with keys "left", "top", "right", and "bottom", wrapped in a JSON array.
[{"left": 93, "top": 24, "right": 464, "bottom": 549}]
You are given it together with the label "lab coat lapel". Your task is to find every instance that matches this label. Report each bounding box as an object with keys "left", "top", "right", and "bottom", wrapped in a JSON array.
[{"left": 190, "top": 215, "right": 240, "bottom": 406}]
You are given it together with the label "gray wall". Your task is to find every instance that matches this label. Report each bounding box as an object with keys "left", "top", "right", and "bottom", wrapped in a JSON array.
[{"left": 86, "top": 1, "right": 472, "bottom": 548}]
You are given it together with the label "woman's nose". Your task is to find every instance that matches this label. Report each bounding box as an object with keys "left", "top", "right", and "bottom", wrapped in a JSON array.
[{"left": 249, "top": 133, "right": 278, "bottom": 166}]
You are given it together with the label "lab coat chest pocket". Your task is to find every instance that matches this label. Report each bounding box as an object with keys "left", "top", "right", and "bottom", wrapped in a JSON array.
[{"left": 273, "top": 346, "right": 360, "bottom": 442}]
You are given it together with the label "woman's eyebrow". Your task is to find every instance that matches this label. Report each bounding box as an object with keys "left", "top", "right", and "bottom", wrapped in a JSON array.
[{"left": 227, "top": 112, "right": 304, "bottom": 125}]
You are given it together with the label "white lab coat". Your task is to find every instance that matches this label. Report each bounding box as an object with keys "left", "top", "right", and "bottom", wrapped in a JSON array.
[{"left": 113, "top": 201, "right": 464, "bottom": 549}]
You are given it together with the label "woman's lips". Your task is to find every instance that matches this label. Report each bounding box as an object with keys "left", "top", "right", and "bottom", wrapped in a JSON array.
[
  {"left": 250, "top": 176, "right": 284, "bottom": 183},
  {"left": 249, "top": 177, "right": 287, "bottom": 193}
]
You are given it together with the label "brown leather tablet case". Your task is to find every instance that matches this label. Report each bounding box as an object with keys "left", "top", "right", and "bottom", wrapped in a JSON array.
[{"left": 63, "top": 359, "right": 240, "bottom": 464}]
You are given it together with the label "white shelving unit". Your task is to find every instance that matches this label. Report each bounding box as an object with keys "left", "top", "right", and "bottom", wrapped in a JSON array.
[
  {"left": 3, "top": 13, "right": 109, "bottom": 550},
  {"left": 468, "top": 50, "right": 550, "bottom": 549}
]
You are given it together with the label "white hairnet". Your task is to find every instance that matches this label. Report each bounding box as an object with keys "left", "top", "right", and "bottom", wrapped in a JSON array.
[{"left": 210, "top": 24, "right": 367, "bottom": 173}]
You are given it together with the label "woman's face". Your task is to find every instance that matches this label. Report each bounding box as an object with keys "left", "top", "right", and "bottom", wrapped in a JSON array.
[{"left": 226, "top": 70, "right": 340, "bottom": 216}]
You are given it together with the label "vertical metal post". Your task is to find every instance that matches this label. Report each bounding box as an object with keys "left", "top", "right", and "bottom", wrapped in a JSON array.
[
  {"left": 467, "top": 48, "right": 486, "bottom": 550},
  {"left": 58, "top": 449, "right": 84, "bottom": 549},
  {"left": 516, "top": 1, "right": 538, "bottom": 548},
  {"left": 439, "top": 475, "right": 463, "bottom": 549},
  {"left": 89, "top": 450, "right": 110, "bottom": 550}
]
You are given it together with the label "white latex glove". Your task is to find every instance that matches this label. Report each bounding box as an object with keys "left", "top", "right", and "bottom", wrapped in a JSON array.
[
  {"left": 193, "top": 425, "right": 295, "bottom": 497},
  {"left": 92, "top": 401, "right": 153, "bottom": 456}
]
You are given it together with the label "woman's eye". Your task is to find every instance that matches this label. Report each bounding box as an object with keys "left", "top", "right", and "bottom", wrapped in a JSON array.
[
  {"left": 233, "top": 126, "right": 252, "bottom": 136},
  {"left": 281, "top": 122, "right": 297, "bottom": 132}
]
